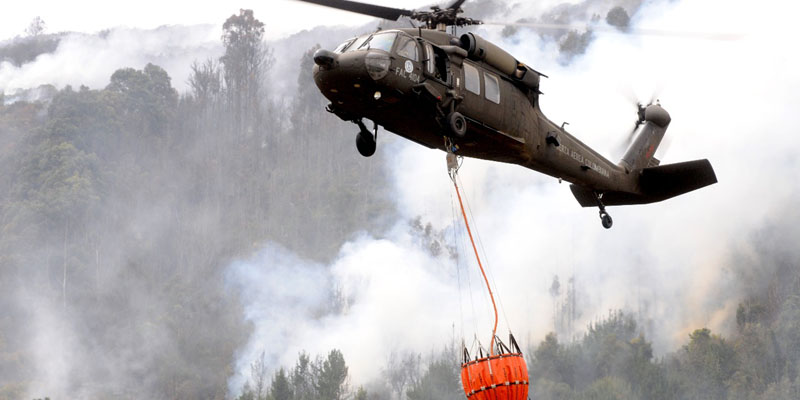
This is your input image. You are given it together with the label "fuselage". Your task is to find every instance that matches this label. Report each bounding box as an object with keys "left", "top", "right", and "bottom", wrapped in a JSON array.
[{"left": 312, "top": 28, "right": 649, "bottom": 194}]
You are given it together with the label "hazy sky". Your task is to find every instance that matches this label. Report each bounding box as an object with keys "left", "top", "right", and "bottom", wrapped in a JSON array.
[{"left": 0, "top": 0, "right": 439, "bottom": 41}]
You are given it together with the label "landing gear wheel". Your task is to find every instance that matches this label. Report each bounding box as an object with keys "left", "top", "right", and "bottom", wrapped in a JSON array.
[
  {"left": 600, "top": 211, "right": 613, "bottom": 229},
  {"left": 447, "top": 112, "right": 467, "bottom": 138},
  {"left": 356, "top": 130, "right": 376, "bottom": 157},
  {"left": 593, "top": 191, "right": 613, "bottom": 229}
]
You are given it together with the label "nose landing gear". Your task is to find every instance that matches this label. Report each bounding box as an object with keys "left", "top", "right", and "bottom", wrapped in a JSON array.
[
  {"left": 354, "top": 119, "right": 377, "bottom": 157},
  {"left": 447, "top": 111, "right": 467, "bottom": 139},
  {"left": 594, "top": 191, "right": 613, "bottom": 229}
]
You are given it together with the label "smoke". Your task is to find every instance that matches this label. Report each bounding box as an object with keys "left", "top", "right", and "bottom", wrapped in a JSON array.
[
  {"left": 459, "top": 0, "right": 799, "bottom": 343},
  {"left": 225, "top": 231, "right": 464, "bottom": 392},
  {"left": 14, "top": 199, "right": 213, "bottom": 399},
  {"left": 226, "top": 0, "right": 800, "bottom": 394},
  {"left": 0, "top": 22, "right": 378, "bottom": 106},
  {"left": 0, "top": 24, "right": 222, "bottom": 94}
]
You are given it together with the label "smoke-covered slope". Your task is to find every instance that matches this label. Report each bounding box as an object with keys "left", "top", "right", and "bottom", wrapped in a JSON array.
[{"left": 1, "top": 1, "right": 799, "bottom": 399}]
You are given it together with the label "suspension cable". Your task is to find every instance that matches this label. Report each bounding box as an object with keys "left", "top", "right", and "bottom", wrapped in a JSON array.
[
  {"left": 450, "top": 168, "right": 499, "bottom": 356},
  {"left": 457, "top": 173, "right": 513, "bottom": 334}
]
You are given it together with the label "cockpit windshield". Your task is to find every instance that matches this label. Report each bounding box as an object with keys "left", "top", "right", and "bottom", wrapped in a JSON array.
[
  {"left": 357, "top": 32, "right": 397, "bottom": 52},
  {"left": 333, "top": 38, "right": 355, "bottom": 53},
  {"left": 340, "top": 35, "right": 368, "bottom": 53},
  {"left": 335, "top": 32, "right": 398, "bottom": 54}
]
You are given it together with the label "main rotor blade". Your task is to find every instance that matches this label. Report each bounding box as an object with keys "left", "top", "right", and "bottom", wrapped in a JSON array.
[
  {"left": 484, "top": 21, "right": 744, "bottom": 41},
  {"left": 295, "top": 0, "right": 413, "bottom": 21},
  {"left": 448, "top": 0, "right": 467, "bottom": 10}
]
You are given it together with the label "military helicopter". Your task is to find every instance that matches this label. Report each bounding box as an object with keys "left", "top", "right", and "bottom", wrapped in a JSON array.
[{"left": 300, "top": 0, "right": 718, "bottom": 229}]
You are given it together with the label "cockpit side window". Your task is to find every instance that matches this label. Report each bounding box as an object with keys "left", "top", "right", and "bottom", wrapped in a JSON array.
[
  {"left": 424, "top": 43, "right": 435, "bottom": 75},
  {"left": 423, "top": 43, "right": 451, "bottom": 85},
  {"left": 395, "top": 35, "right": 419, "bottom": 61},
  {"left": 358, "top": 32, "right": 397, "bottom": 52},
  {"left": 334, "top": 38, "right": 356, "bottom": 53}
]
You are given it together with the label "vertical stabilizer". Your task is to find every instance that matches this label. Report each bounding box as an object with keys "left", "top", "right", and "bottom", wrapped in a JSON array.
[{"left": 619, "top": 104, "right": 671, "bottom": 172}]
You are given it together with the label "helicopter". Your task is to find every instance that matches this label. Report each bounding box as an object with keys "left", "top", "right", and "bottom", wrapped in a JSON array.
[{"left": 300, "top": 0, "right": 718, "bottom": 229}]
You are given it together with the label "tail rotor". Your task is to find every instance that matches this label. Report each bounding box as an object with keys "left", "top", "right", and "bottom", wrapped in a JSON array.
[
  {"left": 616, "top": 96, "right": 658, "bottom": 158},
  {"left": 618, "top": 97, "right": 671, "bottom": 172}
]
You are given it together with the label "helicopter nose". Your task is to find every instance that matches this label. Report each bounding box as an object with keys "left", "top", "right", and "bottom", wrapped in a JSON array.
[{"left": 313, "top": 49, "right": 338, "bottom": 69}]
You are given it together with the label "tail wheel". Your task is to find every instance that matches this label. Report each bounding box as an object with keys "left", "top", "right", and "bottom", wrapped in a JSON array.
[
  {"left": 600, "top": 212, "right": 613, "bottom": 229},
  {"left": 356, "top": 130, "right": 376, "bottom": 157},
  {"left": 447, "top": 112, "right": 467, "bottom": 138}
]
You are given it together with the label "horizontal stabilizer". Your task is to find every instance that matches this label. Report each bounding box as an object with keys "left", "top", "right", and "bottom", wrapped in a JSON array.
[
  {"left": 570, "top": 159, "right": 717, "bottom": 207},
  {"left": 639, "top": 159, "right": 718, "bottom": 201}
]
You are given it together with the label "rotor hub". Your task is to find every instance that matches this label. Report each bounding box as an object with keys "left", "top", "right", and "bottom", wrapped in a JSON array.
[{"left": 410, "top": 7, "right": 482, "bottom": 29}]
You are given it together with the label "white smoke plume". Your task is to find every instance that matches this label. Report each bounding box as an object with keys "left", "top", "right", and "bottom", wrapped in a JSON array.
[
  {"left": 225, "top": 0, "right": 800, "bottom": 394},
  {"left": 225, "top": 231, "right": 465, "bottom": 392},
  {"left": 0, "top": 24, "right": 222, "bottom": 94}
]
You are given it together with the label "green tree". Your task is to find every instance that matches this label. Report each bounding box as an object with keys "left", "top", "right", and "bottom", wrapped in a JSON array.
[
  {"left": 220, "top": 9, "right": 273, "bottom": 138},
  {"left": 188, "top": 58, "right": 222, "bottom": 109},
  {"left": 353, "top": 386, "right": 368, "bottom": 400},
  {"left": 728, "top": 324, "right": 782, "bottom": 399},
  {"left": 531, "top": 378, "right": 574, "bottom": 400},
  {"left": 15, "top": 140, "right": 99, "bottom": 218},
  {"left": 406, "top": 356, "right": 462, "bottom": 400},
  {"left": 106, "top": 63, "right": 178, "bottom": 137},
  {"left": 777, "top": 295, "right": 800, "bottom": 378},
  {"left": 627, "top": 336, "right": 674, "bottom": 400},
  {"left": 45, "top": 85, "right": 118, "bottom": 154},
  {"left": 237, "top": 382, "right": 256, "bottom": 400},
  {"left": 758, "top": 375, "right": 800, "bottom": 400},
  {"left": 680, "top": 328, "right": 737, "bottom": 400},
  {"left": 25, "top": 16, "right": 46, "bottom": 37},
  {"left": 383, "top": 350, "right": 421, "bottom": 399},
  {"left": 529, "top": 312, "right": 676, "bottom": 399},
  {"left": 289, "top": 45, "right": 324, "bottom": 136},
  {"left": 315, "top": 349, "right": 349, "bottom": 400},
  {"left": 577, "top": 310, "right": 639, "bottom": 388},
  {"left": 579, "top": 376, "right": 636, "bottom": 400},
  {"left": 270, "top": 367, "right": 293, "bottom": 400},
  {"left": 250, "top": 351, "right": 269, "bottom": 400},
  {"left": 291, "top": 352, "right": 314, "bottom": 400},
  {"left": 605, "top": 7, "right": 630, "bottom": 31},
  {"left": 531, "top": 333, "right": 574, "bottom": 386}
]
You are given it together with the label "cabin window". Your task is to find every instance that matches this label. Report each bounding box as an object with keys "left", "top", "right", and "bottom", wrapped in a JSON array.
[
  {"left": 396, "top": 35, "right": 419, "bottom": 61},
  {"left": 464, "top": 63, "right": 480, "bottom": 95},
  {"left": 484, "top": 72, "right": 500, "bottom": 104},
  {"left": 359, "top": 32, "right": 397, "bottom": 52}
]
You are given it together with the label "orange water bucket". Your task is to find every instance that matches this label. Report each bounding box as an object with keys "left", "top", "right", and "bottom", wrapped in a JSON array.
[{"left": 460, "top": 336, "right": 529, "bottom": 400}]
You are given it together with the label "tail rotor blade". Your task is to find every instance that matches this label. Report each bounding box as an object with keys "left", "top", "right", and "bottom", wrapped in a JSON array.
[
  {"left": 647, "top": 83, "right": 663, "bottom": 106},
  {"left": 615, "top": 101, "right": 646, "bottom": 158},
  {"left": 615, "top": 125, "right": 638, "bottom": 158}
]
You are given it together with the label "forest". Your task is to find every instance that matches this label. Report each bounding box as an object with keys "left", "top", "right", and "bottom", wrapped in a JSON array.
[{"left": 1, "top": 4, "right": 800, "bottom": 400}]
